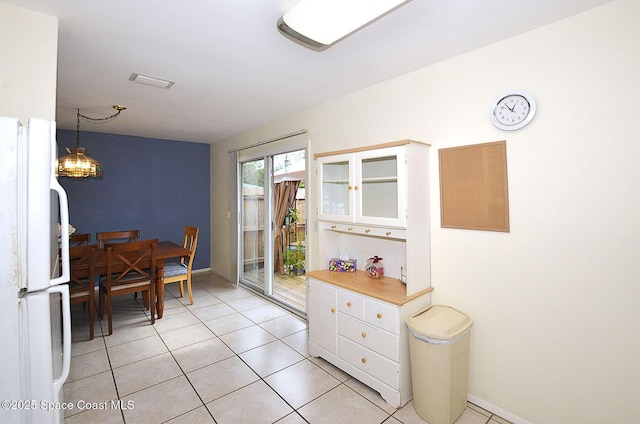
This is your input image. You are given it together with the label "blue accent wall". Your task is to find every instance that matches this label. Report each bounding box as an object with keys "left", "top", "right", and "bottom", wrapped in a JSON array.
[{"left": 57, "top": 130, "right": 210, "bottom": 270}]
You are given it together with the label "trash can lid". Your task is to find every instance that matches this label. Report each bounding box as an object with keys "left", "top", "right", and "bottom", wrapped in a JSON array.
[{"left": 406, "top": 305, "right": 473, "bottom": 340}]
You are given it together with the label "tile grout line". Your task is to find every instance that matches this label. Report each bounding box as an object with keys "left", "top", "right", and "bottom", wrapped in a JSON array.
[
  {"left": 72, "top": 276, "right": 513, "bottom": 424},
  {"left": 173, "top": 285, "right": 311, "bottom": 423},
  {"left": 163, "top": 283, "right": 366, "bottom": 424}
]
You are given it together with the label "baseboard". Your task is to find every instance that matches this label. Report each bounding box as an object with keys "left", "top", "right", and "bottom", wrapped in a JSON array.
[
  {"left": 191, "top": 267, "right": 211, "bottom": 274},
  {"left": 467, "top": 394, "right": 532, "bottom": 424},
  {"left": 208, "top": 267, "right": 232, "bottom": 281}
]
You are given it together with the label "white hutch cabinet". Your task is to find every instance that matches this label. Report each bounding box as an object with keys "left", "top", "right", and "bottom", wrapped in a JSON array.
[
  {"left": 308, "top": 140, "right": 432, "bottom": 408},
  {"left": 317, "top": 145, "right": 407, "bottom": 228}
]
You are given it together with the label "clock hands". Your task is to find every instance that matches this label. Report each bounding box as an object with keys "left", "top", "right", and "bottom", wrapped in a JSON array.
[{"left": 505, "top": 102, "right": 516, "bottom": 112}]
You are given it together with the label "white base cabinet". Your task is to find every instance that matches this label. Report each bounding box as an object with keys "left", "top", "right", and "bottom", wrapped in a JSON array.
[{"left": 307, "top": 276, "right": 431, "bottom": 408}]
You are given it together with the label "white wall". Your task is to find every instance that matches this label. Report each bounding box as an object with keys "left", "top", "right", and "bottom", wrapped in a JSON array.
[
  {"left": 211, "top": 1, "right": 640, "bottom": 422},
  {"left": 0, "top": 2, "right": 58, "bottom": 122}
]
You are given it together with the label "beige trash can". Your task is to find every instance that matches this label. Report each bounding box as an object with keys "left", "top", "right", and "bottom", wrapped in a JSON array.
[{"left": 406, "top": 305, "right": 473, "bottom": 424}]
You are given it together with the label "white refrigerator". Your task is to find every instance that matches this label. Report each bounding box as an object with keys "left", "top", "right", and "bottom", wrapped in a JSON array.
[{"left": 0, "top": 117, "right": 72, "bottom": 424}]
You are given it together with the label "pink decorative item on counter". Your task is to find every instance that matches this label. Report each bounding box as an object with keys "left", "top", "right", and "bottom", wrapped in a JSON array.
[{"left": 365, "top": 256, "right": 384, "bottom": 279}]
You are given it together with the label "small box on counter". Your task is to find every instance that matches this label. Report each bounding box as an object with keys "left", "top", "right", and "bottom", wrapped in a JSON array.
[{"left": 329, "top": 258, "right": 357, "bottom": 272}]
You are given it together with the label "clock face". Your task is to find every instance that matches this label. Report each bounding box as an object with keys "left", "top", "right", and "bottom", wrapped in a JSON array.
[{"left": 491, "top": 92, "right": 536, "bottom": 131}]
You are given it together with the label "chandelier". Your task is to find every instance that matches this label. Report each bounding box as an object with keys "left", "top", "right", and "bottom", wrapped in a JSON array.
[{"left": 57, "top": 105, "right": 126, "bottom": 178}]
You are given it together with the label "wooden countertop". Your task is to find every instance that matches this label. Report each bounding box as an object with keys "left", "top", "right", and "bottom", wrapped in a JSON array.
[{"left": 307, "top": 269, "right": 433, "bottom": 306}]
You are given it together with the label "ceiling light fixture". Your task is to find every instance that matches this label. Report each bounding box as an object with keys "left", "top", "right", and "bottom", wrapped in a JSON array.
[
  {"left": 129, "top": 72, "right": 175, "bottom": 89},
  {"left": 277, "top": 0, "right": 410, "bottom": 51},
  {"left": 57, "top": 105, "right": 126, "bottom": 178}
]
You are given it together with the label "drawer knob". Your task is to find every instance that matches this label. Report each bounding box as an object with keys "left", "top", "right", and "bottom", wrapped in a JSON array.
[
  {"left": 348, "top": 185, "right": 353, "bottom": 190},
  {"left": 361, "top": 357, "right": 367, "bottom": 364},
  {"left": 385, "top": 231, "right": 392, "bottom": 236},
  {"left": 347, "top": 302, "right": 352, "bottom": 307},
  {"left": 377, "top": 313, "right": 382, "bottom": 319},
  {"left": 331, "top": 308, "right": 336, "bottom": 313},
  {"left": 365, "top": 229, "right": 371, "bottom": 234},
  {"left": 347, "top": 227, "right": 353, "bottom": 231},
  {"left": 361, "top": 332, "right": 367, "bottom": 338},
  {"left": 331, "top": 225, "right": 337, "bottom": 229},
  {"left": 354, "top": 185, "right": 359, "bottom": 190}
]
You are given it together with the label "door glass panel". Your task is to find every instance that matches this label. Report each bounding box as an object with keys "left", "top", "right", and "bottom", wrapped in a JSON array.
[
  {"left": 273, "top": 151, "right": 306, "bottom": 311},
  {"left": 241, "top": 159, "right": 266, "bottom": 290},
  {"left": 361, "top": 155, "right": 398, "bottom": 219}
]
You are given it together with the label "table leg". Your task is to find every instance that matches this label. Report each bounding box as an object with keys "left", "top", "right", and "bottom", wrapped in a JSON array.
[{"left": 156, "top": 266, "right": 165, "bottom": 319}]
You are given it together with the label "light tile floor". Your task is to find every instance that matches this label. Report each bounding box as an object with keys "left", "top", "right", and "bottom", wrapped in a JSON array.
[{"left": 64, "top": 272, "right": 511, "bottom": 424}]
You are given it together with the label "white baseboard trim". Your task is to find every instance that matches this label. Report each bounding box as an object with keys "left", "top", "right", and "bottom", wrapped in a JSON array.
[
  {"left": 467, "top": 394, "right": 532, "bottom": 424},
  {"left": 208, "top": 267, "right": 233, "bottom": 282},
  {"left": 191, "top": 267, "right": 211, "bottom": 274}
]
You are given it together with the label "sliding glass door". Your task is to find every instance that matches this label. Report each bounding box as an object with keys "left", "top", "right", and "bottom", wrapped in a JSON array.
[{"left": 239, "top": 148, "right": 307, "bottom": 314}]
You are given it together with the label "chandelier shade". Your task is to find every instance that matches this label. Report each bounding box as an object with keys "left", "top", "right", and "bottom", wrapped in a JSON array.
[
  {"left": 56, "top": 105, "right": 125, "bottom": 179},
  {"left": 57, "top": 146, "right": 103, "bottom": 178}
]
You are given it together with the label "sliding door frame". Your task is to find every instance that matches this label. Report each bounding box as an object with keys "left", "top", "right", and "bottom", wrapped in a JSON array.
[{"left": 235, "top": 135, "right": 309, "bottom": 315}]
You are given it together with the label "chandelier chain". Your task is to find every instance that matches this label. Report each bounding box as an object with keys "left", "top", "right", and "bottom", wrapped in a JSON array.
[
  {"left": 77, "top": 108, "right": 123, "bottom": 122},
  {"left": 75, "top": 106, "right": 125, "bottom": 147}
]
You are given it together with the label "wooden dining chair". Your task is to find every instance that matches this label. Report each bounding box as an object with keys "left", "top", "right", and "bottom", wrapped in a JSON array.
[
  {"left": 70, "top": 233, "right": 90, "bottom": 246},
  {"left": 69, "top": 243, "right": 98, "bottom": 340},
  {"left": 96, "top": 230, "right": 140, "bottom": 249},
  {"left": 98, "top": 238, "right": 157, "bottom": 335},
  {"left": 163, "top": 226, "right": 199, "bottom": 304}
]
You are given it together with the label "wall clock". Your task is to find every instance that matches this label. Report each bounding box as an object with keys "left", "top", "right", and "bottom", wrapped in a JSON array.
[{"left": 490, "top": 91, "right": 536, "bottom": 131}]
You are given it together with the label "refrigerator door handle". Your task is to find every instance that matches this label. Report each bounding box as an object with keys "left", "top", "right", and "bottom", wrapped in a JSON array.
[
  {"left": 50, "top": 137, "right": 70, "bottom": 286},
  {"left": 50, "top": 284, "right": 71, "bottom": 412}
]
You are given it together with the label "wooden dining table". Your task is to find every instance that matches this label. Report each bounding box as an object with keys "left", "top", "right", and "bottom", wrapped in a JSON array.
[{"left": 72, "top": 240, "right": 190, "bottom": 319}]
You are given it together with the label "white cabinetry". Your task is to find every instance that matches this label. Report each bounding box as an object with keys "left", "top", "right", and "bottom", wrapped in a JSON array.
[
  {"left": 317, "top": 146, "right": 407, "bottom": 228},
  {"left": 309, "top": 140, "right": 432, "bottom": 407},
  {"left": 307, "top": 278, "right": 337, "bottom": 354},
  {"left": 307, "top": 276, "right": 431, "bottom": 407}
]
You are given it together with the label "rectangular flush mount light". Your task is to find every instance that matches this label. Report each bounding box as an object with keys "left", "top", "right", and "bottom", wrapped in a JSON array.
[
  {"left": 278, "top": 0, "right": 409, "bottom": 51},
  {"left": 129, "top": 72, "right": 175, "bottom": 89}
]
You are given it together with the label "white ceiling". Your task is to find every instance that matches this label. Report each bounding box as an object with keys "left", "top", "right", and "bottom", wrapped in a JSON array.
[{"left": 6, "top": 0, "right": 613, "bottom": 144}]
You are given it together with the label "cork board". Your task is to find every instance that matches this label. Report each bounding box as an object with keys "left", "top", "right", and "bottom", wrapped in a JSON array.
[{"left": 439, "top": 141, "right": 510, "bottom": 232}]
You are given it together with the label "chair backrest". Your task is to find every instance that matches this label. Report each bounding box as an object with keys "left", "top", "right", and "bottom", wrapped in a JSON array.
[
  {"left": 97, "top": 230, "right": 141, "bottom": 248},
  {"left": 181, "top": 226, "right": 199, "bottom": 269},
  {"left": 70, "top": 233, "right": 90, "bottom": 247},
  {"left": 104, "top": 239, "right": 157, "bottom": 287},
  {"left": 69, "top": 243, "right": 98, "bottom": 290}
]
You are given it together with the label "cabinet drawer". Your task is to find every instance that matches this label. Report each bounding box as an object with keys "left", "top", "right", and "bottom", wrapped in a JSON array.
[
  {"left": 365, "top": 298, "right": 398, "bottom": 334},
  {"left": 338, "top": 336, "right": 398, "bottom": 389},
  {"left": 309, "top": 279, "right": 337, "bottom": 307},
  {"left": 338, "top": 289, "right": 365, "bottom": 319},
  {"left": 338, "top": 314, "right": 398, "bottom": 361}
]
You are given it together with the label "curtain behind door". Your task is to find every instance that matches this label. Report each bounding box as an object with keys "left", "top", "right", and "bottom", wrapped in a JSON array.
[{"left": 273, "top": 180, "right": 299, "bottom": 273}]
